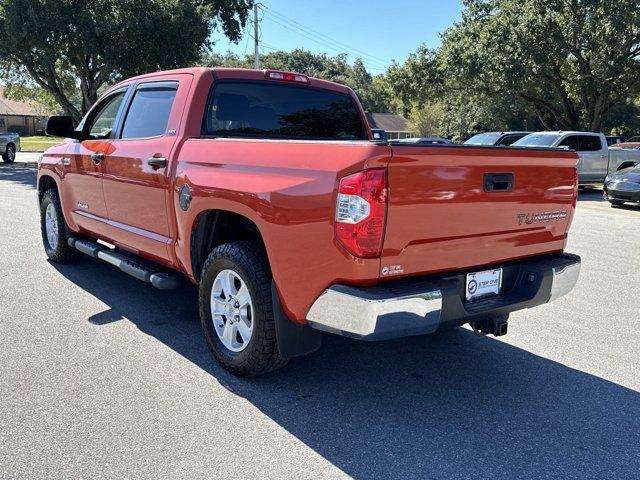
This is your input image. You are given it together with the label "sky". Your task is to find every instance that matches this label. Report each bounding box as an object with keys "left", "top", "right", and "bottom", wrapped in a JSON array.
[{"left": 211, "top": 0, "right": 464, "bottom": 74}]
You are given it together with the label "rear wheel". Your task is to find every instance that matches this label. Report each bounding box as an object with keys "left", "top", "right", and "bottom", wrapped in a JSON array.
[
  {"left": 2, "top": 144, "right": 16, "bottom": 163},
  {"left": 198, "top": 241, "right": 287, "bottom": 376},
  {"left": 40, "top": 189, "right": 80, "bottom": 262}
]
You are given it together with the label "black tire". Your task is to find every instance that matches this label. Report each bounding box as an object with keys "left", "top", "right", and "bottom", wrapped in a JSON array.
[
  {"left": 609, "top": 200, "right": 625, "bottom": 207},
  {"left": 40, "top": 189, "right": 81, "bottom": 262},
  {"left": 198, "top": 241, "right": 287, "bottom": 376},
  {"left": 2, "top": 144, "right": 16, "bottom": 163}
]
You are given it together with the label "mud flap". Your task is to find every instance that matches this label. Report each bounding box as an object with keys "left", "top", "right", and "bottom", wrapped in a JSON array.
[{"left": 271, "top": 282, "right": 322, "bottom": 359}]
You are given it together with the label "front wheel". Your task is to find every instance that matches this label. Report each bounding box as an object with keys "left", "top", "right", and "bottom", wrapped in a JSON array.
[
  {"left": 609, "top": 200, "right": 625, "bottom": 207},
  {"left": 198, "top": 241, "right": 287, "bottom": 376},
  {"left": 2, "top": 144, "right": 16, "bottom": 163},
  {"left": 40, "top": 189, "right": 80, "bottom": 262}
]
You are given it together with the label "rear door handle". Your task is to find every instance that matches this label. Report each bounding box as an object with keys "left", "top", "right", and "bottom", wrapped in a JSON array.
[
  {"left": 91, "top": 152, "right": 104, "bottom": 163},
  {"left": 484, "top": 173, "right": 514, "bottom": 192},
  {"left": 147, "top": 156, "right": 167, "bottom": 169}
]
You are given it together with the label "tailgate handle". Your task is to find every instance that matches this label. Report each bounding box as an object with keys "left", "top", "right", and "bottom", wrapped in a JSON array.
[{"left": 484, "top": 173, "right": 514, "bottom": 192}]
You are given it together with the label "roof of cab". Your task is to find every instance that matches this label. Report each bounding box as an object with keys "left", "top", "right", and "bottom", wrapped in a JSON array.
[{"left": 111, "top": 67, "right": 352, "bottom": 95}]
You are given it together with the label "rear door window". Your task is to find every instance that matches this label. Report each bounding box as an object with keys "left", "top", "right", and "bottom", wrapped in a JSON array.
[
  {"left": 202, "top": 81, "right": 365, "bottom": 140},
  {"left": 121, "top": 84, "right": 177, "bottom": 139},
  {"left": 558, "top": 135, "right": 580, "bottom": 150},
  {"left": 577, "top": 135, "right": 603, "bottom": 151}
]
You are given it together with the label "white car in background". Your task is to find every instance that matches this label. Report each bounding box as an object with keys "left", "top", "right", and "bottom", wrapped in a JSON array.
[{"left": 513, "top": 131, "right": 640, "bottom": 186}]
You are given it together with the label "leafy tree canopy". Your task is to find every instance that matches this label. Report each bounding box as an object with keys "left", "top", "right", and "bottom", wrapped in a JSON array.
[
  {"left": 439, "top": 0, "right": 640, "bottom": 131},
  {"left": 389, "top": 0, "right": 640, "bottom": 134},
  {"left": 0, "top": 0, "right": 252, "bottom": 122}
]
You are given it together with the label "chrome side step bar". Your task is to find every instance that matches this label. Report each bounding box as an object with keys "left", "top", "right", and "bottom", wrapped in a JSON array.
[{"left": 68, "top": 237, "right": 180, "bottom": 290}]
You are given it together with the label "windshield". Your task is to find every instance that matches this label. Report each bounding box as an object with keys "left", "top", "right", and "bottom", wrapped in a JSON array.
[
  {"left": 512, "top": 133, "right": 561, "bottom": 147},
  {"left": 464, "top": 133, "right": 501, "bottom": 145}
]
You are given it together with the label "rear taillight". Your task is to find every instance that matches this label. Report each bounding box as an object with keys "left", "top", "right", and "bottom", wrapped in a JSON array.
[{"left": 335, "top": 168, "right": 387, "bottom": 258}]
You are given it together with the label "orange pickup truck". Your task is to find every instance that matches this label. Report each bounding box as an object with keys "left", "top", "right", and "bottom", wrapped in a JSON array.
[{"left": 38, "top": 67, "right": 581, "bottom": 376}]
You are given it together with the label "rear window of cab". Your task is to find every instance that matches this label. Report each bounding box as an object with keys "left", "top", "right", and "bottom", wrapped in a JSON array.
[{"left": 202, "top": 81, "right": 366, "bottom": 140}]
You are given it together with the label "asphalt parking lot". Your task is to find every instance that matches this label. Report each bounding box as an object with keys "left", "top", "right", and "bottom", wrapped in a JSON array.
[{"left": 1, "top": 155, "right": 639, "bottom": 479}]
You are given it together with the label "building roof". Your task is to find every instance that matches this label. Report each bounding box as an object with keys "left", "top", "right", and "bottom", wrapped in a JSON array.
[
  {"left": 366, "top": 112, "right": 411, "bottom": 132},
  {"left": 0, "top": 87, "right": 55, "bottom": 116}
]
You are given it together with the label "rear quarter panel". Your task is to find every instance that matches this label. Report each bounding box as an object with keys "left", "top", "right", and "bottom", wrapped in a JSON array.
[{"left": 173, "top": 138, "right": 391, "bottom": 322}]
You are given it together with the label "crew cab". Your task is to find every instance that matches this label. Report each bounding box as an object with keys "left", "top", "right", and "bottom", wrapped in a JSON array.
[
  {"left": 513, "top": 131, "right": 640, "bottom": 185},
  {"left": 38, "top": 68, "right": 581, "bottom": 376}
]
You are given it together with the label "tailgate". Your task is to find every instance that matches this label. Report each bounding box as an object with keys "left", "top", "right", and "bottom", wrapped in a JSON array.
[{"left": 381, "top": 145, "right": 577, "bottom": 279}]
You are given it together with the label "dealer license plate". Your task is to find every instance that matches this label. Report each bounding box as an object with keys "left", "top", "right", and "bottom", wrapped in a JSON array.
[{"left": 465, "top": 268, "right": 502, "bottom": 301}]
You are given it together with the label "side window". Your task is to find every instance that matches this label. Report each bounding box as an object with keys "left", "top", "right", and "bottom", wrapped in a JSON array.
[
  {"left": 558, "top": 135, "right": 579, "bottom": 150},
  {"left": 121, "top": 86, "right": 177, "bottom": 139},
  {"left": 578, "top": 135, "right": 602, "bottom": 151},
  {"left": 87, "top": 92, "right": 126, "bottom": 139},
  {"left": 497, "top": 135, "right": 519, "bottom": 146}
]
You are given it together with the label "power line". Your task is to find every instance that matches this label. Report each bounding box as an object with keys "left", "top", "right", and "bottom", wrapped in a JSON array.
[
  {"left": 261, "top": 13, "right": 389, "bottom": 71},
  {"left": 260, "top": 5, "right": 392, "bottom": 69}
]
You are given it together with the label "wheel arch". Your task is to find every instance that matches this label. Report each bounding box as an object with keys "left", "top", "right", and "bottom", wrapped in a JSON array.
[
  {"left": 190, "top": 209, "right": 269, "bottom": 281},
  {"left": 37, "top": 173, "right": 60, "bottom": 203}
]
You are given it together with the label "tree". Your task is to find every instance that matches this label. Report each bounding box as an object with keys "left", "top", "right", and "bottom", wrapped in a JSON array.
[
  {"left": 202, "top": 49, "right": 394, "bottom": 112},
  {"left": 0, "top": 0, "right": 252, "bottom": 122},
  {"left": 407, "top": 103, "right": 443, "bottom": 137},
  {"left": 1, "top": 81, "right": 62, "bottom": 116},
  {"left": 437, "top": 0, "right": 640, "bottom": 131}
]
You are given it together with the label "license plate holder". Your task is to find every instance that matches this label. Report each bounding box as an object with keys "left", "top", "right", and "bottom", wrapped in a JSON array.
[{"left": 466, "top": 268, "right": 502, "bottom": 301}]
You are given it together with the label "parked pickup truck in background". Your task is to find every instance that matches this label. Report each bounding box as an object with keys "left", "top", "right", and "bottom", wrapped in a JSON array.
[
  {"left": 0, "top": 131, "right": 20, "bottom": 163},
  {"left": 38, "top": 67, "right": 581, "bottom": 376},
  {"left": 513, "top": 131, "right": 640, "bottom": 185}
]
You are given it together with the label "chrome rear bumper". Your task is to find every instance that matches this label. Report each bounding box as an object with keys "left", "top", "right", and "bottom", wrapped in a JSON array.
[{"left": 306, "top": 253, "right": 580, "bottom": 340}]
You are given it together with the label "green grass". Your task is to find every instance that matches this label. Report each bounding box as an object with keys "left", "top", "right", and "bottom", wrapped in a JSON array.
[{"left": 20, "top": 136, "right": 64, "bottom": 153}]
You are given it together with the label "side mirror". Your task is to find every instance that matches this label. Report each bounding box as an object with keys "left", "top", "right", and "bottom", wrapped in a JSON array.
[{"left": 46, "top": 116, "right": 82, "bottom": 140}]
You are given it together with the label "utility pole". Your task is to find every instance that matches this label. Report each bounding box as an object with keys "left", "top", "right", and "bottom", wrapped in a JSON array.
[{"left": 253, "top": 2, "right": 260, "bottom": 70}]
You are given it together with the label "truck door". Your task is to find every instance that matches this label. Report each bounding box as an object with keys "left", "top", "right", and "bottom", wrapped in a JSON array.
[
  {"left": 64, "top": 88, "right": 128, "bottom": 237},
  {"left": 99, "top": 76, "right": 191, "bottom": 263},
  {"left": 578, "top": 134, "right": 608, "bottom": 182},
  {"left": 558, "top": 134, "right": 604, "bottom": 184}
]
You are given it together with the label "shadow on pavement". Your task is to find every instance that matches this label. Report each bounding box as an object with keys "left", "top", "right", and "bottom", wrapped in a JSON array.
[
  {"left": 0, "top": 162, "right": 37, "bottom": 189},
  {"left": 53, "top": 257, "right": 640, "bottom": 479}
]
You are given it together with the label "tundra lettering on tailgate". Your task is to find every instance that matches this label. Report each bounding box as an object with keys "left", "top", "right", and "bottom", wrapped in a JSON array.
[{"left": 517, "top": 210, "right": 568, "bottom": 225}]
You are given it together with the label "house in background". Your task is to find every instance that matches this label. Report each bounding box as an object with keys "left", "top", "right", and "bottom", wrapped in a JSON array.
[
  {"left": 0, "top": 87, "right": 57, "bottom": 136},
  {"left": 366, "top": 112, "right": 415, "bottom": 139}
]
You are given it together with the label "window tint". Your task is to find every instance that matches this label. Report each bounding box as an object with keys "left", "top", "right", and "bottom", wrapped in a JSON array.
[
  {"left": 498, "top": 134, "right": 526, "bottom": 146},
  {"left": 578, "top": 135, "right": 602, "bottom": 151},
  {"left": 558, "top": 135, "right": 579, "bottom": 150},
  {"left": 203, "top": 82, "right": 365, "bottom": 140},
  {"left": 88, "top": 92, "right": 125, "bottom": 139},
  {"left": 121, "top": 87, "right": 177, "bottom": 139}
]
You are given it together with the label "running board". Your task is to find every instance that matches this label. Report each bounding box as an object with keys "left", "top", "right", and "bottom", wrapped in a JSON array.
[{"left": 68, "top": 237, "right": 180, "bottom": 290}]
